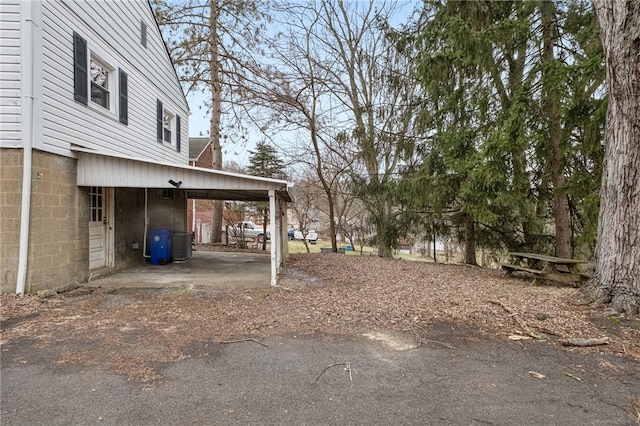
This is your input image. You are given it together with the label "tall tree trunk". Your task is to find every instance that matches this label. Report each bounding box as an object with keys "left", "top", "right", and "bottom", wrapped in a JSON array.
[
  {"left": 373, "top": 196, "right": 394, "bottom": 258},
  {"left": 209, "top": 1, "right": 223, "bottom": 244},
  {"left": 542, "top": 1, "right": 572, "bottom": 258},
  {"left": 463, "top": 212, "right": 477, "bottom": 266},
  {"left": 432, "top": 238, "right": 437, "bottom": 263},
  {"left": 309, "top": 117, "right": 338, "bottom": 251},
  {"left": 587, "top": 0, "right": 640, "bottom": 314},
  {"left": 326, "top": 195, "right": 338, "bottom": 251}
]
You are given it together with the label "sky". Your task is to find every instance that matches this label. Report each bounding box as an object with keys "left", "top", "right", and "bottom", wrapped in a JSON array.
[
  {"left": 182, "top": 1, "right": 418, "bottom": 168},
  {"left": 186, "top": 93, "right": 257, "bottom": 167}
]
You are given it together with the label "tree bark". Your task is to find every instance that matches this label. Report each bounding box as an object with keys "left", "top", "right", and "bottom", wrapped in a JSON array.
[
  {"left": 310, "top": 119, "right": 338, "bottom": 252},
  {"left": 209, "top": 1, "right": 224, "bottom": 244},
  {"left": 463, "top": 212, "right": 477, "bottom": 266},
  {"left": 587, "top": 0, "right": 640, "bottom": 314},
  {"left": 542, "top": 1, "right": 572, "bottom": 258}
]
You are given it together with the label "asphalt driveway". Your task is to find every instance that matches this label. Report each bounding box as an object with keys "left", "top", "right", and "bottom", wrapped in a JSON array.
[{"left": 2, "top": 326, "right": 638, "bottom": 425}]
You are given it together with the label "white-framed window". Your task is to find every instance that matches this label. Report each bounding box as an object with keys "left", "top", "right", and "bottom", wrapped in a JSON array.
[
  {"left": 89, "top": 186, "right": 103, "bottom": 222},
  {"left": 156, "top": 99, "right": 181, "bottom": 152},
  {"left": 73, "top": 32, "right": 128, "bottom": 125},
  {"left": 163, "top": 110, "right": 174, "bottom": 143},
  {"left": 90, "top": 56, "right": 113, "bottom": 110}
]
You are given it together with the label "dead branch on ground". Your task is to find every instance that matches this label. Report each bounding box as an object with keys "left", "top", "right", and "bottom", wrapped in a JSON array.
[
  {"left": 219, "top": 338, "right": 268, "bottom": 347},
  {"left": 563, "top": 372, "right": 582, "bottom": 381},
  {"left": 488, "top": 299, "right": 539, "bottom": 338},
  {"left": 315, "top": 362, "right": 352, "bottom": 382},
  {"left": 408, "top": 323, "right": 455, "bottom": 349},
  {"left": 558, "top": 337, "right": 609, "bottom": 347}
]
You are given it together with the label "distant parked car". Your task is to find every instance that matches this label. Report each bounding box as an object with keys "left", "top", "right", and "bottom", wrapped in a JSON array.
[
  {"left": 227, "top": 221, "right": 270, "bottom": 243},
  {"left": 288, "top": 229, "right": 318, "bottom": 243},
  {"left": 293, "top": 229, "right": 318, "bottom": 244},
  {"left": 306, "top": 230, "right": 318, "bottom": 244}
]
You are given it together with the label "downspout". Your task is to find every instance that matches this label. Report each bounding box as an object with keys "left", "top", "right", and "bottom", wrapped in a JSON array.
[
  {"left": 191, "top": 199, "right": 196, "bottom": 241},
  {"left": 16, "top": 2, "right": 37, "bottom": 294}
]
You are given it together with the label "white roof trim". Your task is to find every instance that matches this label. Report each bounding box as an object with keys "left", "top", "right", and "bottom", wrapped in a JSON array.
[{"left": 73, "top": 147, "right": 292, "bottom": 202}]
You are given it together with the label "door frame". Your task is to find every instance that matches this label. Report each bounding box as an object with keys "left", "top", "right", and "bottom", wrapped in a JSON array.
[
  {"left": 104, "top": 187, "right": 114, "bottom": 268},
  {"left": 89, "top": 186, "right": 114, "bottom": 270}
]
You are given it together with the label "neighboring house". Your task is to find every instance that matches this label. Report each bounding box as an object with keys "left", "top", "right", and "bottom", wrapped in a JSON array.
[
  {"left": 0, "top": 0, "right": 290, "bottom": 294},
  {"left": 188, "top": 137, "right": 213, "bottom": 243}
]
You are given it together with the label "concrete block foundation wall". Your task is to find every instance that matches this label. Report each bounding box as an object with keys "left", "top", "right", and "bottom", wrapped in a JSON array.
[
  {"left": 0, "top": 149, "right": 89, "bottom": 294},
  {"left": 1, "top": 149, "right": 24, "bottom": 293}
]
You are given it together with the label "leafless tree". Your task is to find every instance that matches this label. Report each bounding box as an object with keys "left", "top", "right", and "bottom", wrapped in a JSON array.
[
  {"left": 154, "top": 0, "right": 270, "bottom": 243},
  {"left": 246, "top": 1, "right": 417, "bottom": 256}
]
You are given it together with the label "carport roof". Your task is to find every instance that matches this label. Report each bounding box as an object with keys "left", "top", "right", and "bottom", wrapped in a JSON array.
[{"left": 73, "top": 147, "right": 292, "bottom": 202}]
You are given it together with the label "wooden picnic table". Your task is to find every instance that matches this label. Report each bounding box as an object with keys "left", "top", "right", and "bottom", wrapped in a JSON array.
[{"left": 501, "top": 252, "right": 589, "bottom": 286}]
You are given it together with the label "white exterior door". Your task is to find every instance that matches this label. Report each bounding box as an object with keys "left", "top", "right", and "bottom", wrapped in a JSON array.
[{"left": 89, "top": 187, "right": 113, "bottom": 269}]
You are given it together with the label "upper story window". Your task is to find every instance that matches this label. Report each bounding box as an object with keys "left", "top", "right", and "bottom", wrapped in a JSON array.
[
  {"left": 90, "top": 57, "right": 112, "bottom": 109},
  {"left": 73, "top": 32, "right": 128, "bottom": 125},
  {"left": 157, "top": 99, "right": 181, "bottom": 152},
  {"left": 163, "top": 111, "right": 173, "bottom": 143}
]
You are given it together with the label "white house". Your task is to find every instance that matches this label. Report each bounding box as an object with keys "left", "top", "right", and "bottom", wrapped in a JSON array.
[{"left": 0, "top": 0, "right": 290, "bottom": 294}]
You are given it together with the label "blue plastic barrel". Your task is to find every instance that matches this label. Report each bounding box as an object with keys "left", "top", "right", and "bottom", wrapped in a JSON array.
[{"left": 149, "top": 229, "right": 172, "bottom": 265}]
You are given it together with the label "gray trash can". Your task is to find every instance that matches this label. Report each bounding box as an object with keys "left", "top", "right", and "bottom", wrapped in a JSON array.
[{"left": 171, "top": 232, "right": 193, "bottom": 261}]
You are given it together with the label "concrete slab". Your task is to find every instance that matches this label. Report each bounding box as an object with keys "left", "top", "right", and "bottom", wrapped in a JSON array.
[{"left": 86, "top": 250, "right": 271, "bottom": 289}]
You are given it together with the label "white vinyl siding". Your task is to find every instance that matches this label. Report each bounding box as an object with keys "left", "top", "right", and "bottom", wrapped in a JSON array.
[
  {"left": 0, "top": 0, "right": 22, "bottom": 147},
  {"left": 38, "top": 0, "right": 188, "bottom": 164}
]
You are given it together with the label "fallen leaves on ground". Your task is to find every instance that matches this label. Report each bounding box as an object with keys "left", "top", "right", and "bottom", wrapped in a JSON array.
[{"left": 1, "top": 253, "right": 638, "bottom": 384}]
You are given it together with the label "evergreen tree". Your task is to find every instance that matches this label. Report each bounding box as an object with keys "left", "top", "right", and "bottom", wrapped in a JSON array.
[
  {"left": 247, "top": 141, "right": 287, "bottom": 180},
  {"left": 394, "top": 0, "right": 604, "bottom": 263},
  {"left": 247, "top": 141, "right": 287, "bottom": 250}
]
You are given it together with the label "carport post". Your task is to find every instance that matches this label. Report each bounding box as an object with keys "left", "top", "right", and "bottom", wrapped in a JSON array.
[{"left": 269, "top": 190, "right": 277, "bottom": 287}]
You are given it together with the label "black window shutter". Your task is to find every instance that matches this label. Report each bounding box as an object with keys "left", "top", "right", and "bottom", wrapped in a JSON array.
[
  {"left": 118, "top": 69, "right": 128, "bottom": 125},
  {"left": 73, "top": 32, "right": 88, "bottom": 104},
  {"left": 156, "top": 100, "right": 163, "bottom": 142},
  {"left": 176, "top": 115, "right": 181, "bottom": 152}
]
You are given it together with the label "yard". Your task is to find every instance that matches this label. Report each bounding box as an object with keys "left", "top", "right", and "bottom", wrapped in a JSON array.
[
  {"left": 2, "top": 251, "right": 638, "bottom": 383},
  {"left": 2, "top": 251, "right": 639, "bottom": 423}
]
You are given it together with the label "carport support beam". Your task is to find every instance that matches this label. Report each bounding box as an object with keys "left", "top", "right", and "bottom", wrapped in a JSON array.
[{"left": 269, "top": 190, "right": 277, "bottom": 287}]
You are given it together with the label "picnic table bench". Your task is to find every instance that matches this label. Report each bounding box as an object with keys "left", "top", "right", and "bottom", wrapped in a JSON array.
[{"left": 501, "top": 252, "right": 589, "bottom": 286}]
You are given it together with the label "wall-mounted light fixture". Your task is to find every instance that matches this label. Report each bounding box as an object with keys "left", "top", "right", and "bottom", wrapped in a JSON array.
[{"left": 168, "top": 179, "right": 182, "bottom": 188}]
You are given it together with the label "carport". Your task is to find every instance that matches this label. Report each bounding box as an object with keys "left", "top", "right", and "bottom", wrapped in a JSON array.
[
  {"left": 74, "top": 147, "right": 292, "bottom": 287},
  {"left": 85, "top": 250, "right": 272, "bottom": 289}
]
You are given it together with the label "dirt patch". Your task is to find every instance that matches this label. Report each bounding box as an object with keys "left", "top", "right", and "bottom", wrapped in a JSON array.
[{"left": 1, "top": 253, "right": 638, "bottom": 386}]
